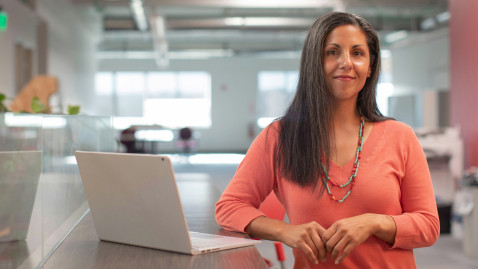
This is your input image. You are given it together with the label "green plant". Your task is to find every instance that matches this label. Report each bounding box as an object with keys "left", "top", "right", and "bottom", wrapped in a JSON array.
[
  {"left": 31, "top": 96, "right": 48, "bottom": 113},
  {"left": 0, "top": 93, "right": 8, "bottom": 112},
  {"left": 67, "top": 105, "right": 80, "bottom": 115},
  {"left": 0, "top": 93, "right": 81, "bottom": 114}
]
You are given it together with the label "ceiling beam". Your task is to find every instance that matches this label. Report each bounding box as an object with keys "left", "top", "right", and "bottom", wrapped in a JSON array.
[{"left": 144, "top": 0, "right": 343, "bottom": 10}]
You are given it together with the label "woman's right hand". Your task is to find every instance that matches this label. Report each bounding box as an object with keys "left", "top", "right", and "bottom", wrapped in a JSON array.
[
  {"left": 246, "top": 217, "right": 327, "bottom": 264},
  {"left": 278, "top": 221, "right": 327, "bottom": 264}
]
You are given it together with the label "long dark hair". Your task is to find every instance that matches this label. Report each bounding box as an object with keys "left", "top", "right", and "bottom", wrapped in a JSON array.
[{"left": 274, "top": 12, "right": 389, "bottom": 188}]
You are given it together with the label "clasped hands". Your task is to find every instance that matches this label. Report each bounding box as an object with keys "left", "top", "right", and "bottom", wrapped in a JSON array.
[{"left": 278, "top": 213, "right": 383, "bottom": 265}]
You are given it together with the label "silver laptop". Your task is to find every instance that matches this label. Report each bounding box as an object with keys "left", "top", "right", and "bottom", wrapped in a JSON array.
[
  {"left": 0, "top": 151, "right": 42, "bottom": 242},
  {"left": 74, "top": 151, "right": 260, "bottom": 255}
]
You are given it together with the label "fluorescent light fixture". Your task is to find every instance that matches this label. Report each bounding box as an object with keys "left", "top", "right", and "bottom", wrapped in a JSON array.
[
  {"left": 96, "top": 51, "right": 156, "bottom": 59},
  {"left": 183, "top": 0, "right": 339, "bottom": 9},
  {"left": 96, "top": 49, "right": 234, "bottom": 60},
  {"left": 150, "top": 15, "right": 169, "bottom": 66},
  {"left": 436, "top": 11, "right": 450, "bottom": 23},
  {"left": 225, "top": 17, "right": 245, "bottom": 26},
  {"left": 384, "top": 30, "right": 408, "bottom": 44},
  {"left": 168, "top": 49, "right": 234, "bottom": 59},
  {"left": 223, "top": 17, "right": 314, "bottom": 27},
  {"left": 153, "top": 15, "right": 166, "bottom": 38},
  {"left": 130, "top": 0, "right": 148, "bottom": 31},
  {"left": 245, "top": 17, "right": 313, "bottom": 27}
]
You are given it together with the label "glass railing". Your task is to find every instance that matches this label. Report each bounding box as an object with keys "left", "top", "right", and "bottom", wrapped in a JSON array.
[{"left": 0, "top": 113, "right": 116, "bottom": 268}]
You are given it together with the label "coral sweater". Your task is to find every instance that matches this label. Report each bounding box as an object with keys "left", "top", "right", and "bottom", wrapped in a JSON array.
[{"left": 215, "top": 120, "right": 440, "bottom": 269}]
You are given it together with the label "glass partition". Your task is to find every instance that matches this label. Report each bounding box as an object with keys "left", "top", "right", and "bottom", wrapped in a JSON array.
[{"left": 0, "top": 113, "right": 116, "bottom": 268}]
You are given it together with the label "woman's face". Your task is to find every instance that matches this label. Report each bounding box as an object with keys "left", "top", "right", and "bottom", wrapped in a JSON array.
[{"left": 323, "top": 24, "right": 371, "bottom": 102}]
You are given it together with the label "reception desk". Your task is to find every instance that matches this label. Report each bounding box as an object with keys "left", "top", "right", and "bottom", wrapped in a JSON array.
[{"left": 42, "top": 174, "right": 267, "bottom": 268}]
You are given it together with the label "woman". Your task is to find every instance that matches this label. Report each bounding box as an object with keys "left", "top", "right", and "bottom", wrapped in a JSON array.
[{"left": 215, "top": 12, "right": 439, "bottom": 268}]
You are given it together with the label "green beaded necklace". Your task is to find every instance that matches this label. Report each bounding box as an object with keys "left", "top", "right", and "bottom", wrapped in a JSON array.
[{"left": 321, "top": 115, "right": 365, "bottom": 203}]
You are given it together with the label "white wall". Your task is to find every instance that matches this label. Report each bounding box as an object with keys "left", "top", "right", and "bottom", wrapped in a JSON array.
[
  {"left": 0, "top": 0, "right": 39, "bottom": 98},
  {"left": 0, "top": 0, "right": 100, "bottom": 113},
  {"left": 392, "top": 28, "right": 449, "bottom": 91},
  {"left": 389, "top": 28, "right": 449, "bottom": 127},
  {"left": 99, "top": 57, "right": 300, "bottom": 152},
  {"left": 37, "top": 0, "right": 101, "bottom": 113}
]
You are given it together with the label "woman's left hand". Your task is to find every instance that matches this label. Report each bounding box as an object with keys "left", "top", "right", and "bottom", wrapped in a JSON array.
[{"left": 321, "top": 213, "right": 382, "bottom": 264}]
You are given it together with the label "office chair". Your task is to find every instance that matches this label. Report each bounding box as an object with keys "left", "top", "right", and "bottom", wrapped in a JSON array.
[
  {"left": 177, "top": 127, "right": 196, "bottom": 154},
  {"left": 259, "top": 192, "right": 287, "bottom": 269},
  {"left": 119, "top": 127, "right": 143, "bottom": 153}
]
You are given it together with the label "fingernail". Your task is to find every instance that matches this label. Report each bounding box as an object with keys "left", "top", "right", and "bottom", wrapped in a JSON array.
[
  {"left": 322, "top": 258, "right": 327, "bottom": 262},
  {"left": 315, "top": 260, "right": 318, "bottom": 264},
  {"left": 335, "top": 259, "right": 340, "bottom": 265}
]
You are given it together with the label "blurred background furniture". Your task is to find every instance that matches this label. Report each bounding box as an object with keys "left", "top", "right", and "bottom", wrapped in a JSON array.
[
  {"left": 119, "top": 125, "right": 174, "bottom": 154},
  {"left": 177, "top": 127, "right": 196, "bottom": 154}
]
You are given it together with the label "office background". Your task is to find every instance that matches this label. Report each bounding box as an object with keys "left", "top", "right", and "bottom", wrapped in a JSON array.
[
  {"left": 3, "top": 0, "right": 473, "bottom": 156},
  {"left": 0, "top": 0, "right": 478, "bottom": 268}
]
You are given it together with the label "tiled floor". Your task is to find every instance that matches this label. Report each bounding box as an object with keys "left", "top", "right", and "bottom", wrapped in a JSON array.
[{"left": 172, "top": 155, "right": 478, "bottom": 269}]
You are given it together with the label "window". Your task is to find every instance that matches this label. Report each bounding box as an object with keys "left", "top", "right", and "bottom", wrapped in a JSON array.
[
  {"left": 144, "top": 72, "right": 211, "bottom": 128},
  {"left": 94, "top": 72, "right": 115, "bottom": 116},
  {"left": 146, "top": 72, "right": 175, "bottom": 98},
  {"left": 116, "top": 72, "right": 145, "bottom": 95},
  {"left": 146, "top": 72, "right": 209, "bottom": 99},
  {"left": 257, "top": 71, "right": 298, "bottom": 128},
  {"left": 94, "top": 71, "right": 211, "bottom": 128},
  {"left": 115, "top": 72, "right": 145, "bottom": 117}
]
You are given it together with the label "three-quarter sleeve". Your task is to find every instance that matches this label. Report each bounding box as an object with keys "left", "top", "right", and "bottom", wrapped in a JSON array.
[
  {"left": 215, "top": 124, "right": 279, "bottom": 232},
  {"left": 391, "top": 127, "right": 440, "bottom": 249}
]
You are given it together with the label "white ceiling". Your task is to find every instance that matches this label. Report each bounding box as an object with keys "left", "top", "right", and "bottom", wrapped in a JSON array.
[{"left": 73, "top": 0, "right": 448, "bottom": 60}]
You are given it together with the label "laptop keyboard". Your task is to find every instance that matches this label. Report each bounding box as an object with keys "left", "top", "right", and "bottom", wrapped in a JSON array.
[
  {"left": 191, "top": 237, "right": 228, "bottom": 249},
  {"left": 189, "top": 231, "right": 259, "bottom": 253}
]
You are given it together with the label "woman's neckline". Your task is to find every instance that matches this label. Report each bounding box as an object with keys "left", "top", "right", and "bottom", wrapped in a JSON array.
[{"left": 329, "top": 120, "right": 378, "bottom": 169}]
